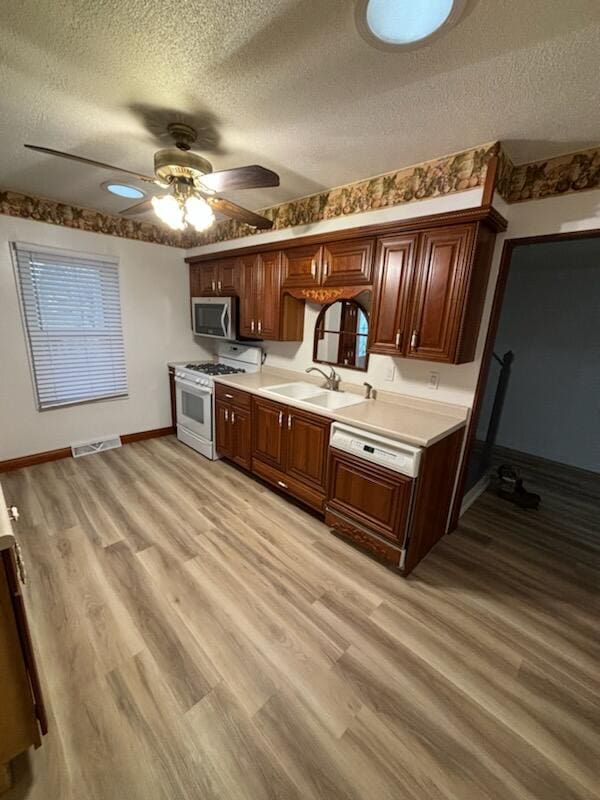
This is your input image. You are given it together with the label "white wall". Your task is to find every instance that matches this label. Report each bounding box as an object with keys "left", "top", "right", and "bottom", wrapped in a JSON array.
[
  {"left": 0, "top": 216, "right": 209, "bottom": 460},
  {"left": 475, "top": 238, "right": 600, "bottom": 472}
]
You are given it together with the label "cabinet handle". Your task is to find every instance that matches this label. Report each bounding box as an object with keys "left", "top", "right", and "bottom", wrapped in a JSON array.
[
  {"left": 258, "top": 320, "right": 262, "bottom": 334},
  {"left": 323, "top": 261, "right": 329, "bottom": 277},
  {"left": 251, "top": 320, "right": 255, "bottom": 332},
  {"left": 277, "top": 480, "right": 288, "bottom": 489},
  {"left": 310, "top": 258, "right": 316, "bottom": 277},
  {"left": 288, "top": 414, "right": 292, "bottom": 430},
  {"left": 231, "top": 411, "right": 235, "bottom": 424},
  {"left": 410, "top": 330, "right": 419, "bottom": 350},
  {"left": 395, "top": 330, "right": 403, "bottom": 348},
  {"left": 224, "top": 393, "right": 233, "bottom": 399},
  {"left": 211, "top": 280, "right": 216, "bottom": 291},
  {"left": 278, "top": 411, "right": 283, "bottom": 427},
  {"left": 224, "top": 408, "right": 229, "bottom": 422},
  {"left": 218, "top": 280, "right": 222, "bottom": 292},
  {"left": 7, "top": 505, "right": 19, "bottom": 522}
]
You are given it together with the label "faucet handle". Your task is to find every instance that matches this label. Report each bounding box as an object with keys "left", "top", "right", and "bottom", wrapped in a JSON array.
[{"left": 363, "top": 382, "right": 373, "bottom": 399}]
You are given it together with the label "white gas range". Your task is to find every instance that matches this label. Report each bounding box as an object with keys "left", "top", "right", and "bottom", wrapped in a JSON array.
[{"left": 174, "top": 342, "right": 262, "bottom": 459}]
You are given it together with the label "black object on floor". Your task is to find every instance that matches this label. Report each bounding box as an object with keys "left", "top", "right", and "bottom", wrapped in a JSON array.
[{"left": 496, "top": 464, "right": 541, "bottom": 510}]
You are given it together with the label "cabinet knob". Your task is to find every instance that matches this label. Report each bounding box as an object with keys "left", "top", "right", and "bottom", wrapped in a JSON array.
[
  {"left": 218, "top": 280, "right": 222, "bottom": 292},
  {"left": 211, "top": 280, "right": 216, "bottom": 291},
  {"left": 224, "top": 393, "right": 233, "bottom": 399},
  {"left": 288, "top": 414, "right": 292, "bottom": 430},
  {"left": 410, "top": 330, "right": 419, "bottom": 350},
  {"left": 224, "top": 408, "right": 229, "bottom": 422},
  {"left": 395, "top": 330, "right": 403, "bottom": 348},
  {"left": 277, "top": 480, "right": 288, "bottom": 489},
  {"left": 231, "top": 411, "right": 236, "bottom": 424},
  {"left": 278, "top": 411, "right": 283, "bottom": 427},
  {"left": 250, "top": 320, "right": 255, "bottom": 332},
  {"left": 258, "top": 320, "right": 262, "bottom": 334}
]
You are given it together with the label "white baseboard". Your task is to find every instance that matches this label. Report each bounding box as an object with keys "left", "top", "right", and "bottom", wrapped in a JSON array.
[{"left": 460, "top": 473, "right": 491, "bottom": 516}]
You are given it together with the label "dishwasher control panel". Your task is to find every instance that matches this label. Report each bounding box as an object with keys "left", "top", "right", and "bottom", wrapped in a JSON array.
[{"left": 329, "top": 422, "right": 422, "bottom": 478}]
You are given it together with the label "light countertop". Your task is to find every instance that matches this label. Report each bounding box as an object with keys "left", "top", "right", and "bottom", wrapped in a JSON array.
[{"left": 213, "top": 370, "right": 467, "bottom": 448}]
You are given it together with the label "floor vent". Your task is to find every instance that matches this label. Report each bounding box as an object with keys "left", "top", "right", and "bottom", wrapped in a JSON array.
[{"left": 71, "top": 435, "right": 122, "bottom": 458}]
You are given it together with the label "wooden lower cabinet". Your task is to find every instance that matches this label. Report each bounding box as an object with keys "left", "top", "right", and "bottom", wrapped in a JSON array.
[
  {"left": 325, "top": 426, "right": 465, "bottom": 575},
  {"left": 214, "top": 387, "right": 253, "bottom": 470},
  {"left": 251, "top": 397, "right": 330, "bottom": 511}
]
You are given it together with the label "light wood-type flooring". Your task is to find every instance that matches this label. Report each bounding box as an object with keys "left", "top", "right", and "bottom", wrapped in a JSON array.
[{"left": 2, "top": 436, "right": 599, "bottom": 800}]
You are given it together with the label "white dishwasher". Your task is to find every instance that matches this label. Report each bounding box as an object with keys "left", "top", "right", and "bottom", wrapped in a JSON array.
[{"left": 326, "top": 422, "right": 423, "bottom": 569}]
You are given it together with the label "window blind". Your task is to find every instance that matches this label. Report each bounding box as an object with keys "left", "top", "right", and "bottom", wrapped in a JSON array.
[{"left": 12, "top": 243, "right": 128, "bottom": 410}]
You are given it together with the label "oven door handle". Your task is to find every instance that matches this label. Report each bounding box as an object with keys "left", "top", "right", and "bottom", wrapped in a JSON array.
[{"left": 175, "top": 379, "right": 212, "bottom": 395}]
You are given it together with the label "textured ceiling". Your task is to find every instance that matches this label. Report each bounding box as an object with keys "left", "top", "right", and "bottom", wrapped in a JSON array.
[{"left": 0, "top": 0, "right": 599, "bottom": 218}]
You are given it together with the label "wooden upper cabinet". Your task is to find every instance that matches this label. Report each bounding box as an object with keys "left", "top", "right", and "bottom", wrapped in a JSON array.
[
  {"left": 322, "top": 238, "right": 374, "bottom": 287},
  {"left": 281, "top": 245, "right": 323, "bottom": 288},
  {"left": 252, "top": 397, "right": 286, "bottom": 469},
  {"left": 407, "top": 225, "right": 474, "bottom": 363},
  {"left": 218, "top": 258, "right": 238, "bottom": 295},
  {"left": 238, "top": 254, "right": 260, "bottom": 337},
  {"left": 285, "top": 409, "right": 330, "bottom": 492},
  {"left": 190, "top": 261, "right": 218, "bottom": 296},
  {"left": 257, "top": 252, "right": 282, "bottom": 339},
  {"left": 369, "top": 235, "right": 418, "bottom": 356}
]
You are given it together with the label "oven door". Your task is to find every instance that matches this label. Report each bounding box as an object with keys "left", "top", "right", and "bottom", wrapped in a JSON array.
[
  {"left": 192, "top": 297, "right": 234, "bottom": 339},
  {"left": 175, "top": 379, "right": 212, "bottom": 442}
]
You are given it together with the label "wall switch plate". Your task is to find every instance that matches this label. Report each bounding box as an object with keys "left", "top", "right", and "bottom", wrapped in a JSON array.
[
  {"left": 428, "top": 371, "right": 440, "bottom": 390},
  {"left": 385, "top": 362, "right": 396, "bottom": 382}
]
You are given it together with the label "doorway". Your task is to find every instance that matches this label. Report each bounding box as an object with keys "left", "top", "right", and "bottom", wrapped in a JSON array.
[{"left": 461, "top": 231, "right": 600, "bottom": 513}]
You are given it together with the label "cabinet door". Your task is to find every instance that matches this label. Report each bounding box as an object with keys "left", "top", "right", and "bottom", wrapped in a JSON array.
[
  {"left": 322, "top": 238, "right": 374, "bottom": 286},
  {"left": 215, "top": 400, "right": 232, "bottom": 457},
  {"left": 193, "top": 261, "right": 219, "bottom": 295},
  {"left": 252, "top": 397, "right": 286, "bottom": 469},
  {"left": 281, "top": 245, "right": 323, "bottom": 288},
  {"left": 230, "top": 407, "right": 252, "bottom": 470},
  {"left": 327, "top": 450, "right": 413, "bottom": 542},
  {"left": 218, "top": 258, "right": 238, "bottom": 295},
  {"left": 285, "top": 409, "right": 330, "bottom": 491},
  {"left": 257, "top": 252, "right": 282, "bottom": 339},
  {"left": 238, "top": 255, "right": 260, "bottom": 337},
  {"left": 368, "top": 235, "right": 418, "bottom": 356},
  {"left": 407, "top": 226, "right": 474, "bottom": 363}
]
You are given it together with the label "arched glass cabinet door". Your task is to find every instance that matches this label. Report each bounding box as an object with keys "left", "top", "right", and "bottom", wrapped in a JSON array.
[{"left": 313, "top": 299, "right": 369, "bottom": 371}]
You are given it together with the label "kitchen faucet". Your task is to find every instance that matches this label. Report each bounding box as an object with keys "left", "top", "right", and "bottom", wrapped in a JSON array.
[{"left": 305, "top": 366, "right": 341, "bottom": 391}]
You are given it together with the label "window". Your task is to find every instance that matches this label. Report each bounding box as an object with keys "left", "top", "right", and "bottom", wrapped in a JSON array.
[{"left": 12, "top": 243, "right": 128, "bottom": 409}]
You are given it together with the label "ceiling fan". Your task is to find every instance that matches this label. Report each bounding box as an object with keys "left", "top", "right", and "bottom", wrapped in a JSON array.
[{"left": 24, "top": 122, "right": 278, "bottom": 232}]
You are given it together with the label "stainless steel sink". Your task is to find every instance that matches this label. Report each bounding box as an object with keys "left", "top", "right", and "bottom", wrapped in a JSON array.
[{"left": 262, "top": 382, "right": 365, "bottom": 410}]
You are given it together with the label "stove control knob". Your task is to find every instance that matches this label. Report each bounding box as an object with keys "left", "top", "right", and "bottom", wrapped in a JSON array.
[
  {"left": 203, "top": 379, "right": 209, "bottom": 386},
  {"left": 195, "top": 378, "right": 200, "bottom": 384}
]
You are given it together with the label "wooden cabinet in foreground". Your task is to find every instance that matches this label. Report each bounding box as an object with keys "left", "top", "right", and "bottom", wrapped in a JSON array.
[
  {"left": 0, "top": 538, "right": 47, "bottom": 789},
  {"left": 215, "top": 385, "right": 252, "bottom": 470}
]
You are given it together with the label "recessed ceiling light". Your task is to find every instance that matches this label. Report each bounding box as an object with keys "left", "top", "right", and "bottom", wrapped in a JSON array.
[
  {"left": 356, "top": 0, "right": 466, "bottom": 50},
  {"left": 103, "top": 182, "right": 145, "bottom": 200}
]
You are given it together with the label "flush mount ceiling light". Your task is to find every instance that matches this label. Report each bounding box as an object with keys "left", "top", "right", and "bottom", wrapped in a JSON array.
[
  {"left": 103, "top": 182, "right": 145, "bottom": 199},
  {"left": 356, "top": 0, "right": 467, "bottom": 51}
]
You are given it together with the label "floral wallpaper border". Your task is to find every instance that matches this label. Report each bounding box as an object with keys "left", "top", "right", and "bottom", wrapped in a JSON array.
[
  {"left": 496, "top": 145, "right": 600, "bottom": 204},
  {"left": 192, "top": 142, "right": 499, "bottom": 246},
  {"left": 1, "top": 142, "right": 599, "bottom": 248},
  {"left": 0, "top": 189, "right": 194, "bottom": 248}
]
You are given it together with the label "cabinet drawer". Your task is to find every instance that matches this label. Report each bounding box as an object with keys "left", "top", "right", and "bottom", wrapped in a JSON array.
[
  {"left": 215, "top": 384, "right": 251, "bottom": 409},
  {"left": 324, "top": 509, "right": 403, "bottom": 567},
  {"left": 252, "top": 457, "right": 326, "bottom": 512}
]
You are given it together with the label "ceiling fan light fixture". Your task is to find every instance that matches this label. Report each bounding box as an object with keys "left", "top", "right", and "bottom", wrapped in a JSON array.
[
  {"left": 151, "top": 194, "right": 185, "bottom": 230},
  {"left": 184, "top": 195, "right": 215, "bottom": 232}
]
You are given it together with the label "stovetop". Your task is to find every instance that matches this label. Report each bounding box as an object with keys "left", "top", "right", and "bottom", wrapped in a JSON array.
[{"left": 184, "top": 362, "right": 246, "bottom": 376}]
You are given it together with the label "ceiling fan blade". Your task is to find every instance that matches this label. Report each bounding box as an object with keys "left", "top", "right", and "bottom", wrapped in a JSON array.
[
  {"left": 24, "top": 144, "right": 158, "bottom": 184},
  {"left": 119, "top": 198, "right": 154, "bottom": 216},
  {"left": 207, "top": 197, "right": 273, "bottom": 230},
  {"left": 200, "top": 165, "right": 279, "bottom": 193}
]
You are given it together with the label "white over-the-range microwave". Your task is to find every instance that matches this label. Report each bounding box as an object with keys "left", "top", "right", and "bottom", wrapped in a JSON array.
[{"left": 191, "top": 296, "right": 236, "bottom": 340}]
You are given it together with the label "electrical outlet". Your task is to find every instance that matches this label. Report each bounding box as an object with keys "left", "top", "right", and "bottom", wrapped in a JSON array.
[
  {"left": 385, "top": 362, "right": 396, "bottom": 382},
  {"left": 428, "top": 371, "right": 439, "bottom": 390}
]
